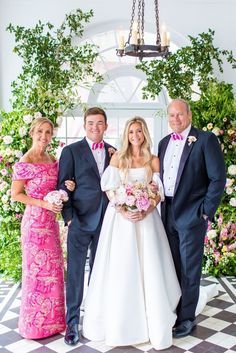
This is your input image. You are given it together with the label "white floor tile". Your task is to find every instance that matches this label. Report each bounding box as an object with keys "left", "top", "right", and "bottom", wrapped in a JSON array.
[
  {"left": 198, "top": 317, "right": 231, "bottom": 331},
  {"left": 5, "top": 339, "right": 42, "bottom": 353},
  {"left": 206, "top": 332, "right": 236, "bottom": 349}
]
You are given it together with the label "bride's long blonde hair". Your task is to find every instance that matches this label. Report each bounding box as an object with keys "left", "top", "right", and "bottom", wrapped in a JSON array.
[{"left": 118, "top": 117, "right": 153, "bottom": 182}]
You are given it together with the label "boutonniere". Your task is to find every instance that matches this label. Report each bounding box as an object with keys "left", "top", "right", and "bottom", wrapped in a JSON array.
[
  {"left": 108, "top": 147, "right": 116, "bottom": 157},
  {"left": 187, "top": 136, "right": 197, "bottom": 146}
]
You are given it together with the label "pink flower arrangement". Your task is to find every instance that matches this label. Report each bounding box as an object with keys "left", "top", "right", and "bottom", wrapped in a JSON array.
[
  {"left": 109, "top": 181, "right": 160, "bottom": 212},
  {"left": 43, "top": 189, "right": 68, "bottom": 205},
  {"left": 203, "top": 213, "right": 236, "bottom": 276}
]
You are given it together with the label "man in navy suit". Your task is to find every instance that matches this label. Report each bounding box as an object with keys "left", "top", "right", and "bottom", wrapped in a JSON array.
[
  {"left": 58, "top": 107, "right": 115, "bottom": 346},
  {"left": 158, "top": 99, "right": 226, "bottom": 338}
]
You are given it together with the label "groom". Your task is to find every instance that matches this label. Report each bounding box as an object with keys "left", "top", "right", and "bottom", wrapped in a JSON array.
[
  {"left": 158, "top": 99, "right": 226, "bottom": 338},
  {"left": 58, "top": 107, "right": 115, "bottom": 346}
]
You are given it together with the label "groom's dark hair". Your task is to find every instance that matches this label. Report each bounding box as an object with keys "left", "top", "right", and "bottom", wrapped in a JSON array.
[{"left": 84, "top": 107, "right": 107, "bottom": 124}]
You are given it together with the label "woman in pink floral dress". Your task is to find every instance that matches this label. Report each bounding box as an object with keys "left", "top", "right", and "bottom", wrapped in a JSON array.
[{"left": 11, "top": 117, "right": 74, "bottom": 339}]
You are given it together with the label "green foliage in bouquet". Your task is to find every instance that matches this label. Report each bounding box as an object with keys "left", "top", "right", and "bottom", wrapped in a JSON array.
[
  {"left": 137, "top": 29, "right": 236, "bottom": 276},
  {"left": 0, "top": 9, "right": 102, "bottom": 280}
]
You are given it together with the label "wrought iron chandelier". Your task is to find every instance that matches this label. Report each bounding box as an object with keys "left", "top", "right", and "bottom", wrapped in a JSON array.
[{"left": 116, "top": 0, "right": 170, "bottom": 60}]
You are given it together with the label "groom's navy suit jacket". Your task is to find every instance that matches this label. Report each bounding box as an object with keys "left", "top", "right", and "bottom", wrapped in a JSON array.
[
  {"left": 58, "top": 137, "right": 114, "bottom": 233},
  {"left": 158, "top": 126, "right": 226, "bottom": 230}
]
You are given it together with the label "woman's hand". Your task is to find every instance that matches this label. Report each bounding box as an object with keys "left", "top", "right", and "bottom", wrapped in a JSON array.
[
  {"left": 65, "top": 180, "right": 75, "bottom": 191},
  {"left": 120, "top": 209, "right": 147, "bottom": 222},
  {"left": 41, "top": 200, "right": 63, "bottom": 214}
]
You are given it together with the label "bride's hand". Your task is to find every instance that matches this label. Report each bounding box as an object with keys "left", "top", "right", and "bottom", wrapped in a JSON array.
[{"left": 120, "top": 209, "right": 147, "bottom": 222}]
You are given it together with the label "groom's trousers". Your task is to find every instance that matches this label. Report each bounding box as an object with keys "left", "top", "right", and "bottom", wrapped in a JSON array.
[{"left": 66, "top": 220, "right": 101, "bottom": 325}]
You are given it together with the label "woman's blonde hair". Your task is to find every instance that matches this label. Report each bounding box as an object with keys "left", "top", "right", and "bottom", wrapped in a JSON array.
[
  {"left": 119, "top": 117, "right": 153, "bottom": 182},
  {"left": 29, "top": 117, "right": 54, "bottom": 136}
]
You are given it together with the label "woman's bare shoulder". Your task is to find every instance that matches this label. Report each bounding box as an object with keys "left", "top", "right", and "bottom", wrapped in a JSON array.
[{"left": 19, "top": 152, "right": 32, "bottom": 163}]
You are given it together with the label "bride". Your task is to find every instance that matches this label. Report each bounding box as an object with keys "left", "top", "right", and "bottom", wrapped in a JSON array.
[{"left": 82, "top": 116, "right": 182, "bottom": 350}]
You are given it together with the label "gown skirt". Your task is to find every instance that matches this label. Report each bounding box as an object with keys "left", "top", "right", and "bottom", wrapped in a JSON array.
[{"left": 83, "top": 166, "right": 181, "bottom": 350}]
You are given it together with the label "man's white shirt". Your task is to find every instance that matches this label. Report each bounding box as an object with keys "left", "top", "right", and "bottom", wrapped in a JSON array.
[
  {"left": 86, "top": 137, "right": 105, "bottom": 177},
  {"left": 163, "top": 125, "right": 191, "bottom": 197}
]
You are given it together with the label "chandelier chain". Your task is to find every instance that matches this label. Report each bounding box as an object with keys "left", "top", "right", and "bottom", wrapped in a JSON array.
[
  {"left": 128, "top": 0, "right": 137, "bottom": 43},
  {"left": 154, "top": 0, "right": 161, "bottom": 45}
]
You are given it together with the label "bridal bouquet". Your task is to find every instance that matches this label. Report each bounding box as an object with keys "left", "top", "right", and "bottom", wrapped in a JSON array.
[
  {"left": 108, "top": 181, "right": 160, "bottom": 212},
  {"left": 44, "top": 189, "right": 69, "bottom": 205}
]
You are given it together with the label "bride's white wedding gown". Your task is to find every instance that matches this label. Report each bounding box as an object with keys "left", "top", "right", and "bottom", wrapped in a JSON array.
[
  {"left": 82, "top": 166, "right": 218, "bottom": 350},
  {"left": 83, "top": 166, "right": 181, "bottom": 350}
]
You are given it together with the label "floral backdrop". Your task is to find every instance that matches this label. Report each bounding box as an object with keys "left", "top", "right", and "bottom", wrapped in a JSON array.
[
  {"left": 0, "top": 9, "right": 102, "bottom": 280},
  {"left": 0, "top": 24, "right": 235, "bottom": 280}
]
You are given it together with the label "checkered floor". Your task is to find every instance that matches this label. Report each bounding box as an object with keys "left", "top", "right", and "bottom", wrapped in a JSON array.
[{"left": 0, "top": 276, "right": 235, "bottom": 353}]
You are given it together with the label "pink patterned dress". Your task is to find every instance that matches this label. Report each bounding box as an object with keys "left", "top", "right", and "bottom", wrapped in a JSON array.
[{"left": 12, "top": 162, "right": 66, "bottom": 339}]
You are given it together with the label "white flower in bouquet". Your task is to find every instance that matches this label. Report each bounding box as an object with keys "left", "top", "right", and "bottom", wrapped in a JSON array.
[
  {"left": 109, "top": 181, "right": 160, "bottom": 212},
  {"left": 44, "top": 189, "right": 69, "bottom": 205}
]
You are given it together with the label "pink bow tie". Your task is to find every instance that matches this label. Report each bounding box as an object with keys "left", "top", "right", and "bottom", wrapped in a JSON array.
[
  {"left": 92, "top": 141, "right": 104, "bottom": 150},
  {"left": 171, "top": 132, "right": 183, "bottom": 141}
]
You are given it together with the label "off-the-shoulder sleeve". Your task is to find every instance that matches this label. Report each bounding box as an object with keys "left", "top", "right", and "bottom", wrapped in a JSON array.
[
  {"left": 153, "top": 172, "right": 165, "bottom": 201},
  {"left": 101, "top": 165, "right": 121, "bottom": 191},
  {"left": 12, "top": 162, "right": 36, "bottom": 181}
]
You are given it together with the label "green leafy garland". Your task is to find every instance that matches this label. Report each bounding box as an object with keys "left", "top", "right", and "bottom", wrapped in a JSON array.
[
  {"left": 0, "top": 9, "right": 102, "bottom": 280},
  {"left": 137, "top": 29, "right": 236, "bottom": 276}
]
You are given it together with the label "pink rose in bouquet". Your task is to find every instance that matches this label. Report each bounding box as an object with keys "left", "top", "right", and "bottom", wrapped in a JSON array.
[
  {"left": 109, "top": 181, "right": 160, "bottom": 212},
  {"left": 43, "top": 189, "right": 69, "bottom": 205}
]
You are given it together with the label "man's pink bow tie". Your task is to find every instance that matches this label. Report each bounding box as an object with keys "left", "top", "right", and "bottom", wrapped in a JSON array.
[
  {"left": 92, "top": 141, "right": 105, "bottom": 150},
  {"left": 171, "top": 132, "right": 183, "bottom": 141}
]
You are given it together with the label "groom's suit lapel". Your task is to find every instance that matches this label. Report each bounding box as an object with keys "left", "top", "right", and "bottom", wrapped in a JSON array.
[
  {"left": 104, "top": 143, "right": 111, "bottom": 171},
  {"left": 174, "top": 126, "right": 198, "bottom": 195},
  {"left": 81, "top": 138, "right": 101, "bottom": 179}
]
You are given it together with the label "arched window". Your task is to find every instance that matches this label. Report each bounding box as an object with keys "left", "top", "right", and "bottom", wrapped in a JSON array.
[{"left": 56, "top": 28, "right": 178, "bottom": 153}]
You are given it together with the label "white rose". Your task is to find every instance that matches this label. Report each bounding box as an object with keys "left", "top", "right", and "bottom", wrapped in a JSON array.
[
  {"left": 0, "top": 181, "right": 7, "bottom": 191},
  {"left": 56, "top": 116, "right": 63, "bottom": 126},
  {"left": 19, "top": 126, "right": 27, "bottom": 137},
  {"left": 2, "top": 204, "right": 9, "bottom": 211},
  {"left": 212, "top": 127, "right": 220, "bottom": 136},
  {"left": 34, "top": 112, "right": 42, "bottom": 119},
  {"left": 207, "top": 229, "right": 217, "bottom": 239},
  {"left": 23, "top": 114, "right": 33, "bottom": 124},
  {"left": 229, "top": 198, "right": 236, "bottom": 207},
  {"left": 226, "top": 187, "right": 233, "bottom": 195},
  {"left": 5, "top": 148, "right": 13, "bottom": 156},
  {"left": 226, "top": 178, "right": 234, "bottom": 187},
  {"left": 1, "top": 194, "right": 8, "bottom": 203},
  {"left": 6, "top": 189, "right": 11, "bottom": 196},
  {"left": 3, "top": 135, "right": 13, "bottom": 144},
  {"left": 1, "top": 169, "right": 8, "bottom": 176},
  {"left": 15, "top": 150, "right": 23, "bottom": 158},
  {"left": 228, "top": 165, "right": 236, "bottom": 176}
]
